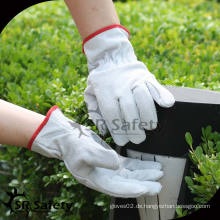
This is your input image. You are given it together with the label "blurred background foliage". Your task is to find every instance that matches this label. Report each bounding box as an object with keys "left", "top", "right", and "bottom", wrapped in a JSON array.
[{"left": 0, "top": 0, "right": 220, "bottom": 219}]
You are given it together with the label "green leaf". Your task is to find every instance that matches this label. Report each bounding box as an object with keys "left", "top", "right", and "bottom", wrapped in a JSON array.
[
  {"left": 205, "top": 126, "right": 212, "bottom": 137},
  {"left": 202, "top": 143, "right": 208, "bottom": 154},
  {"left": 176, "top": 207, "right": 183, "bottom": 217},
  {"left": 208, "top": 140, "right": 214, "bottom": 148},
  {"left": 215, "top": 169, "right": 220, "bottom": 183},
  {"left": 185, "top": 176, "right": 194, "bottom": 186},
  {"left": 195, "top": 146, "right": 203, "bottom": 159},
  {"left": 216, "top": 141, "right": 220, "bottom": 152},
  {"left": 185, "top": 132, "right": 193, "bottom": 147}
]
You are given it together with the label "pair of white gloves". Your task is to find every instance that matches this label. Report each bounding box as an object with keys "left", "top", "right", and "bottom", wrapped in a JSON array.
[{"left": 28, "top": 25, "right": 175, "bottom": 198}]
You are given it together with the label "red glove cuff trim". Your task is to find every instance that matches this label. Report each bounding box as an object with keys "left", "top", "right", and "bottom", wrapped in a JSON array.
[
  {"left": 82, "top": 24, "right": 130, "bottom": 53},
  {"left": 27, "top": 105, "right": 59, "bottom": 150}
]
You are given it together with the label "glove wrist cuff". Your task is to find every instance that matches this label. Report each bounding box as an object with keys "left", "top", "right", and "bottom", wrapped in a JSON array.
[
  {"left": 83, "top": 25, "right": 137, "bottom": 72},
  {"left": 82, "top": 24, "right": 130, "bottom": 53},
  {"left": 27, "top": 105, "right": 59, "bottom": 150}
]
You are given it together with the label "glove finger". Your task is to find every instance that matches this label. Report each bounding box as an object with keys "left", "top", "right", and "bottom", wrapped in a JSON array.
[
  {"left": 97, "top": 97, "right": 129, "bottom": 146},
  {"left": 90, "top": 169, "right": 162, "bottom": 197},
  {"left": 108, "top": 175, "right": 162, "bottom": 197},
  {"left": 85, "top": 143, "right": 120, "bottom": 170},
  {"left": 118, "top": 168, "right": 163, "bottom": 181},
  {"left": 145, "top": 79, "right": 175, "bottom": 108},
  {"left": 119, "top": 91, "right": 146, "bottom": 144},
  {"left": 133, "top": 83, "right": 158, "bottom": 130},
  {"left": 120, "top": 156, "right": 162, "bottom": 170},
  {"left": 84, "top": 86, "right": 108, "bottom": 135}
]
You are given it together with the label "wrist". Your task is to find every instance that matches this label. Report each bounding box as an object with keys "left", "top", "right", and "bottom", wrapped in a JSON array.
[
  {"left": 24, "top": 113, "right": 45, "bottom": 149},
  {"left": 0, "top": 100, "right": 46, "bottom": 148}
]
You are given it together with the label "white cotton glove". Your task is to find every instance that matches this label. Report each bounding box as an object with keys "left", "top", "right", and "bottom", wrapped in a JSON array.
[
  {"left": 83, "top": 25, "right": 175, "bottom": 146},
  {"left": 27, "top": 106, "right": 163, "bottom": 198}
]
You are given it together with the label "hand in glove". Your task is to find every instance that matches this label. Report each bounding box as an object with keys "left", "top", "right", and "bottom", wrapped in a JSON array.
[
  {"left": 27, "top": 106, "right": 163, "bottom": 197},
  {"left": 83, "top": 25, "right": 175, "bottom": 146}
]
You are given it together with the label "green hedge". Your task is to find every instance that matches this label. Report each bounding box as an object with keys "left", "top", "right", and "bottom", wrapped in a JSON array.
[
  {"left": 178, "top": 127, "right": 220, "bottom": 217},
  {"left": 0, "top": 0, "right": 220, "bottom": 219}
]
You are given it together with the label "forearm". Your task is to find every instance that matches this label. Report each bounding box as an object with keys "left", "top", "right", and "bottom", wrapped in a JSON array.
[
  {"left": 0, "top": 99, "right": 45, "bottom": 148},
  {"left": 64, "top": 0, "right": 120, "bottom": 39}
]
